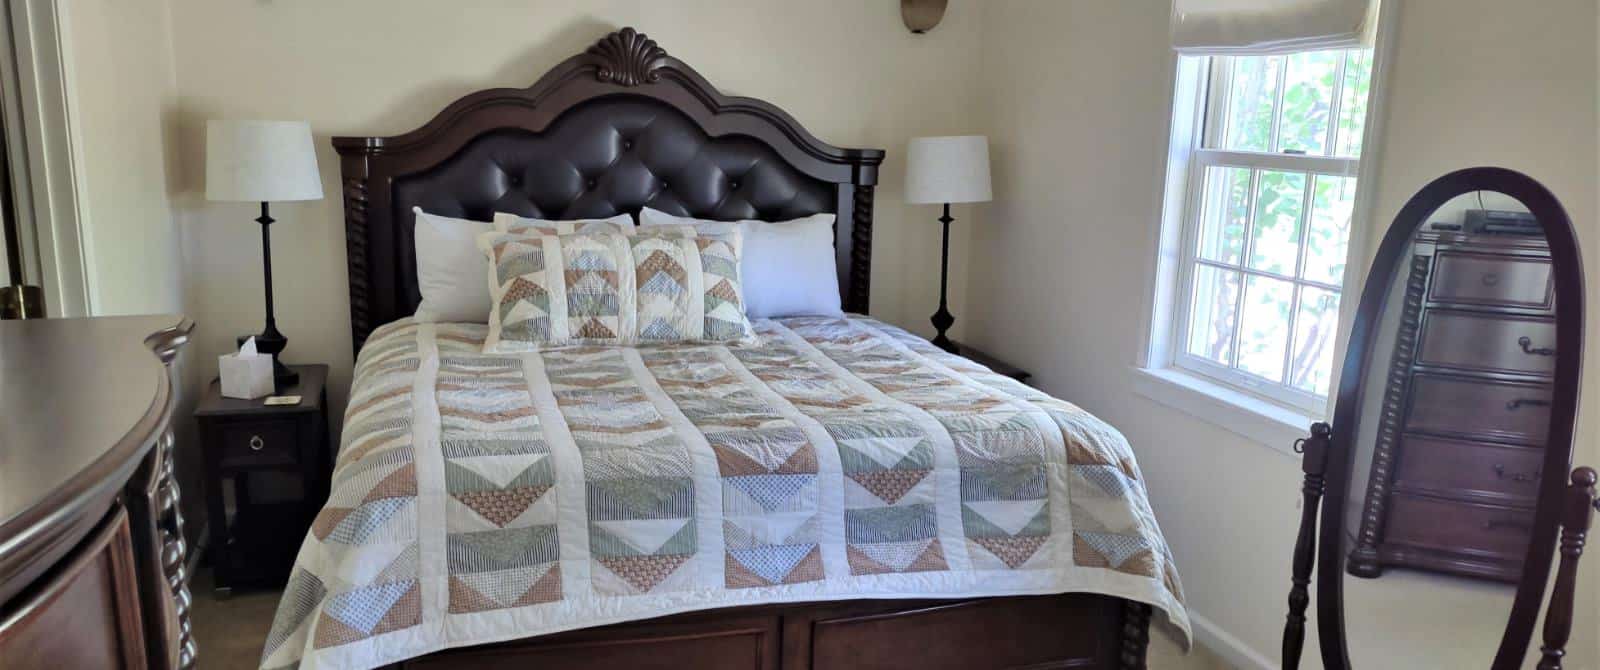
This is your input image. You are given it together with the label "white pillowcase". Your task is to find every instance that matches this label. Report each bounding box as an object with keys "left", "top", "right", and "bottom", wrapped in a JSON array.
[
  {"left": 411, "top": 207, "right": 630, "bottom": 323},
  {"left": 638, "top": 207, "right": 842, "bottom": 318}
]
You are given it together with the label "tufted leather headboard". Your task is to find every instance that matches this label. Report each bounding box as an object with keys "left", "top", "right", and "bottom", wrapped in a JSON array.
[{"left": 334, "top": 27, "right": 884, "bottom": 353}]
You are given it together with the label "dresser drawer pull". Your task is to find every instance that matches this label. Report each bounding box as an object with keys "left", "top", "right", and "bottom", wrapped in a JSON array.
[
  {"left": 1481, "top": 517, "right": 1532, "bottom": 532},
  {"left": 1517, "top": 336, "right": 1555, "bottom": 357},
  {"left": 1505, "top": 398, "right": 1551, "bottom": 411},
  {"left": 1480, "top": 272, "right": 1501, "bottom": 287},
  {"left": 249, "top": 435, "right": 265, "bottom": 451},
  {"left": 1493, "top": 464, "right": 1541, "bottom": 483}
]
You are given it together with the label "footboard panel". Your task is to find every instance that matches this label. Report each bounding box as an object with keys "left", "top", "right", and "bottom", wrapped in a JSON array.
[{"left": 391, "top": 593, "right": 1145, "bottom": 670}]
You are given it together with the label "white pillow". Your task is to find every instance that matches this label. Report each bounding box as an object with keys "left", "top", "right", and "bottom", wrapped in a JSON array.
[
  {"left": 638, "top": 207, "right": 842, "bottom": 318},
  {"left": 411, "top": 208, "right": 630, "bottom": 323}
]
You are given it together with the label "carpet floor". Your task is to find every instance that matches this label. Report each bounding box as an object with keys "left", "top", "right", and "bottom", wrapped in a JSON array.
[{"left": 189, "top": 569, "right": 283, "bottom": 670}]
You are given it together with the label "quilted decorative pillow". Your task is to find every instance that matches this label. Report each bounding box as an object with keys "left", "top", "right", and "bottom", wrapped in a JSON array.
[
  {"left": 639, "top": 207, "right": 842, "bottom": 318},
  {"left": 479, "top": 228, "right": 758, "bottom": 351},
  {"left": 413, "top": 208, "right": 631, "bottom": 323}
]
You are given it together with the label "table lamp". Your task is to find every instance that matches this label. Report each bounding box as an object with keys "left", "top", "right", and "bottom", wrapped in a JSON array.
[
  {"left": 905, "top": 135, "right": 991, "bottom": 353},
  {"left": 205, "top": 120, "right": 323, "bottom": 388}
]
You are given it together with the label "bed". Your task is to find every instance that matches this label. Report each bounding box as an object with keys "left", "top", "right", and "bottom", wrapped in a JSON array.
[{"left": 259, "top": 27, "right": 1189, "bottom": 670}]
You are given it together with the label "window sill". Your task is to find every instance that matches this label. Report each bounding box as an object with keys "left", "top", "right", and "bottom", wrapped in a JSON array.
[{"left": 1130, "top": 366, "right": 1318, "bottom": 459}]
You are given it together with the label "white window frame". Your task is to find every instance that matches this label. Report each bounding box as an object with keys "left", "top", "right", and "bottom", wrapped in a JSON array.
[
  {"left": 1136, "top": 2, "right": 1396, "bottom": 453},
  {"left": 1168, "top": 55, "right": 1363, "bottom": 416}
]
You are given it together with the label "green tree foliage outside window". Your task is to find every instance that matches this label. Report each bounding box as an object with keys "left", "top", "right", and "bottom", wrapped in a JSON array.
[{"left": 1184, "top": 48, "right": 1372, "bottom": 401}]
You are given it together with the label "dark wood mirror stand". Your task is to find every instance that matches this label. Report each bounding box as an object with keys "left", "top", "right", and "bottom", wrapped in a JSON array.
[
  {"left": 1277, "top": 168, "right": 1588, "bottom": 670},
  {"left": 1535, "top": 467, "right": 1596, "bottom": 670},
  {"left": 1286, "top": 440, "right": 1599, "bottom": 669}
]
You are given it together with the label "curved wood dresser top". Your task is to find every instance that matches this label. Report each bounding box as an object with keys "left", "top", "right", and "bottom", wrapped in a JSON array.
[{"left": 0, "top": 314, "right": 193, "bottom": 605}]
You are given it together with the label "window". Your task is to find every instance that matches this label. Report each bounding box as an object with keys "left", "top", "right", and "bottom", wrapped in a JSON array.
[{"left": 1165, "top": 49, "right": 1374, "bottom": 413}]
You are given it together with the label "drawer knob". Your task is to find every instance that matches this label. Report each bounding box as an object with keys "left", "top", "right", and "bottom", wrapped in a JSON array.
[
  {"left": 249, "top": 435, "right": 265, "bottom": 451},
  {"left": 1518, "top": 336, "right": 1556, "bottom": 357},
  {"left": 1493, "top": 464, "right": 1541, "bottom": 483},
  {"left": 1506, "top": 397, "right": 1551, "bottom": 411},
  {"left": 1481, "top": 272, "right": 1501, "bottom": 287}
]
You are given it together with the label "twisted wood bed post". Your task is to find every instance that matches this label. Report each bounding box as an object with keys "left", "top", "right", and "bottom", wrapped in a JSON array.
[
  {"left": 1537, "top": 467, "right": 1596, "bottom": 670},
  {"left": 1282, "top": 422, "right": 1331, "bottom": 669},
  {"left": 1118, "top": 600, "right": 1151, "bottom": 670}
]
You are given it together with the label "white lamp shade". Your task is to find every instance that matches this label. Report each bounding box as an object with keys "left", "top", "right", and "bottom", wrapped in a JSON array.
[
  {"left": 904, "top": 135, "right": 992, "bottom": 205},
  {"left": 205, "top": 120, "right": 324, "bottom": 202}
]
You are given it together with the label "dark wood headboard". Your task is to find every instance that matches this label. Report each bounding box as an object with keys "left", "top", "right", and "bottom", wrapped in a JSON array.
[{"left": 333, "top": 27, "right": 884, "bottom": 353}]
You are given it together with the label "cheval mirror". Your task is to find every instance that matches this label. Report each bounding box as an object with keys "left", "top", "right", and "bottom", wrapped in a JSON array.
[{"left": 1281, "top": 167, "right": 1595, "bottom": 669}]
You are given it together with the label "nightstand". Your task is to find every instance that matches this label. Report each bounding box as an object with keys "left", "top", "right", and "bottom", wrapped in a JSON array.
[
  {"left": 949, "top": 341, "right": 1032, "bottom": 385},
  {"left": 196, "top": 364, "right": 330, "bottom": 595}
]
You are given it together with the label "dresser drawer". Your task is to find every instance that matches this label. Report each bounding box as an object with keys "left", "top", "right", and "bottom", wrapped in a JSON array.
[
  {"left": 1416, "top": 310, "right": 1556, "bottom": 377},
  {"left": 1404, "top": 374, "right": 1551, "bottom": 445},
  {"left": 218, "top": 420, "right": 300, "bottom": 468},
  {"left": 1392, "top": 434, "right": 1543, "bottom": 503},
  {"left": 1428, "top": 251, "right": 1552, "bottom": 309},
  {"left": 1384, "top": 494, "right": 1533, "bottom": 560},
  {"left": 0, "top": 508, "right": 145, "bottom": 669}
]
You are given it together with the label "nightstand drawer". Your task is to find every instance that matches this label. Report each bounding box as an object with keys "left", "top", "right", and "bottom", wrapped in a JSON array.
[{"left": 219, "top": 420, "right": 299, "bottom": 468}]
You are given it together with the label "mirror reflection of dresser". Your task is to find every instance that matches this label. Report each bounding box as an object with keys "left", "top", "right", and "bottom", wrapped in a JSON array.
[
  {"left": 1347, "top": 211, "right": 1554, "bottom": 583},
  {"left": 1278, "top": 168, "right": 1598, "bottom": 670}
]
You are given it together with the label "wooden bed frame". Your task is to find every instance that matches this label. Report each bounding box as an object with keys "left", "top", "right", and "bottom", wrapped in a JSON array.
[{"left": 334, "top": 27, "right": 1155, "bottom": 670}]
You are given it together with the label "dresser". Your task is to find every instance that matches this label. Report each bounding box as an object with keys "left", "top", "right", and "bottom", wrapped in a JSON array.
[
  {"left": 1348, "top": 223, "right": 1554, "bottom": 582},
  {"left": 0, "top": 315, "right": 197, "bottom": 668}
]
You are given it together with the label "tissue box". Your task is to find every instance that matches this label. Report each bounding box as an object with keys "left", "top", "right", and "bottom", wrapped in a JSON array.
[{"left": 220, "top": 342, "right": 274, "bottom": 399}]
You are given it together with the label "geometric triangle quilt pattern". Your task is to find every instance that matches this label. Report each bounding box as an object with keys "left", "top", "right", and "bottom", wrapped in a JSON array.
[
  {"left": 480, "top": 227, "right": 759, "bottom": 351},
  {"left": 259, "top": 316, "right": 1190, "bottom": 670},
  {"left": 640, "top": 347, "right": 821, "bottom": 589}
]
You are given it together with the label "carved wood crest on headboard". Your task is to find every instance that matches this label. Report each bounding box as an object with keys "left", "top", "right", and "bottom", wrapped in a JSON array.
[{"left": 333, "top": 27, "right": 885, "bottom": 353}]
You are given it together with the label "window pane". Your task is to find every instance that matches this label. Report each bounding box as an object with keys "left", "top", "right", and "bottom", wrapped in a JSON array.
[
  {"left": 1198, "top": 167, "right": 1250, "bottom": 265},
  {"left": 1334, "top": 50, "right": 1374, "bottom": 157},
  {"left": 1303, "top": 175, "right": 1356, "bottom": 285},
  {"left": 1237, "top": 275, "right": 1294, "bottom": 382},
  {"left": 1248, "top": 170, "right": 1306, "bottom": 275},
  {"left": 1222, "top": 56, "right": 1281, "bottom": 152},
  {"left": 1276, "top": 51, "right": 1341, "bottom": 155},
  {"left": 1187, "top": 264, "right": 1240, "bottom": 366},
  {"left": 1289, "top": 286, "right": 1341, "bottom": 395}
]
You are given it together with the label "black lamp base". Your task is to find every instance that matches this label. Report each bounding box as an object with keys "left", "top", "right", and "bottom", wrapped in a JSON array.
[
  {"left": 929, "top": 203, "right": 959, "bottom": 355},
  {"left": 930, "top": 307, "right": 958, "bottom": 354},
  {"left": 237, "top": 332, "right": 299, "bottom": 391},
  {"left": 243, "top": 201, "right": 297, "bottom": 392}
]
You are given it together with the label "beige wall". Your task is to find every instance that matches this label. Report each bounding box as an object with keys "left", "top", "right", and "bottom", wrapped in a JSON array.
[
  {"left": 63, "top": 0, "right": 183, "bottom": 315},
  {"left": 969, "top": 0, "right": 1598, "bottom": 667},
  {"left": 970, "top": 1, "right": 1271, "bottom": 660},
  {"left": 61, "top": 0, "right": 209, "bottom": 550},
  {"left": 165, "top": 0, "right": 984, "bottom": 420}
]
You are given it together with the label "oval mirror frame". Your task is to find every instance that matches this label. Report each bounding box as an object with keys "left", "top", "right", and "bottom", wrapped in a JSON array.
[{"left": 1315, "top": 167, "right": 1586, "bottom": 669}]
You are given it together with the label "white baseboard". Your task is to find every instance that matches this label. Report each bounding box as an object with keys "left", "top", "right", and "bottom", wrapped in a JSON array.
[{"left": 1190, "top": 611, "right": 1278, "bottom": 670}]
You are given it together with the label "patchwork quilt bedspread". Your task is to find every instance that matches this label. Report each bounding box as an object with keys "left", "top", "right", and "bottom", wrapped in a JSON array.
[{"left": 260, "top": 315, "right": 1190, "bottom": 669}]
